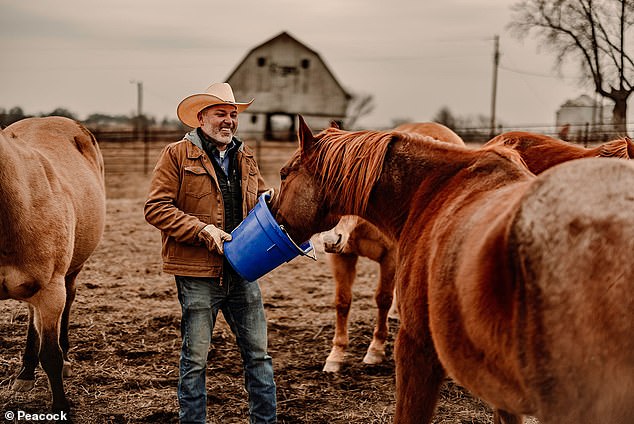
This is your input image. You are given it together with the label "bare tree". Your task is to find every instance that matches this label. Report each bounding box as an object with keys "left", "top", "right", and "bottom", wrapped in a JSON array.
[
  {"left": 345, "top": 92, "right": 375, "bottom": 130},
  {"left": 433, "top": 106, "right": 458, "bottom": 130},
  {"left": 509, "top": 0, "right": 633, "bottom": 134}
]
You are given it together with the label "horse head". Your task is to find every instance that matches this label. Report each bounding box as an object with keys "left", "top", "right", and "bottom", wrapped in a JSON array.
[{"left": 272, "top": 115, "right": 340, "bottom": 243}]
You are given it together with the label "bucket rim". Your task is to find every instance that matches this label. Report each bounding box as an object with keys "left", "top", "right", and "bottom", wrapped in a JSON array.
[{"left": 255, "top": 193, "right": 314, "bottom": 256}]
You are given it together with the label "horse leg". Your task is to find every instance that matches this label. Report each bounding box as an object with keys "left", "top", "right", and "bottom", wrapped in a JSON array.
[
  {"left": 32, "top": 278, "right": 70, "bottom": 414},
  {"left": 323, "top": 253, "right": 358, "bottom": 373},
  {"left": 388, "top": 289, "right": 399, "bottom": 320},
  {"left": 12, "top": 304, "right": 40, "bottom": 392},
  {"left": 493, "top": 409, "right": 523, "bottom": 424},
  {"left": 60, "top": 269, "right": 80, "bottom": 378},
  {"left": 363, "top": 257, "right": 396, "bottom": 365},
  {"left": 393, "top": 324, "right": 445, "bottom": 424}
]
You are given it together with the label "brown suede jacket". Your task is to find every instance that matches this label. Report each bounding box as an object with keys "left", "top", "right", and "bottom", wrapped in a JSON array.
[{"left": 144, "top": 130, "right": 267, "bottom": 277}]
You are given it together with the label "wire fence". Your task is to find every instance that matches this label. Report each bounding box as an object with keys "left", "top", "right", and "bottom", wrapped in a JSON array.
[{"left": 97, "top": 124, "right": 631, "bottom": 176}]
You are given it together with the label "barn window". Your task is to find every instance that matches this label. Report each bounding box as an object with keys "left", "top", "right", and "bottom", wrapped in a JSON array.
[
  {"left": 251, "top": 115, "right": 258, "bottom": 124},
  {"left": 301, "top": 59, "right": 310, "bottom": 69},
  {"left": 257, "top": 57, "right": 267, "bottom": 67}
]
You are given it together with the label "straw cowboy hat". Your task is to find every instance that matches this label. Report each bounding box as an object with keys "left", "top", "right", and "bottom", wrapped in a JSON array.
[{"left": 177, "top": 82, "right": 254, "bottom": 128}]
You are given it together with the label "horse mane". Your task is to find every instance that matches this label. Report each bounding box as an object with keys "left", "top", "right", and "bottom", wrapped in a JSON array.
[
  {"left": 308, "top": 127, "right": 399, "bottom": 215},
  {"left": 596, "top": 138, "right": 632, "bottom": 159},
  {"left": 481, "top": 144, "right": 530, "bottom": 170}
]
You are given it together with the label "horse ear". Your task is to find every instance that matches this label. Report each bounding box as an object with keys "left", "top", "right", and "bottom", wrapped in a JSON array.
[
  {"left": 297, "top": 114, "right": 316, "bottom": 152},
  {"left": 624, "top": 136, "right": 634, "bottom": 159}
]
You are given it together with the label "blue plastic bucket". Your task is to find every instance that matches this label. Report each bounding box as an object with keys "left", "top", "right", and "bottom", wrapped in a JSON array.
[{"left": 224, "top": 193, "right": 315, "bottom": 281}]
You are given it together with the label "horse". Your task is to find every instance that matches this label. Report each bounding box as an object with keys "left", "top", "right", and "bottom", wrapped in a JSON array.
[
  {"left": 319, "top": 215, "right": 396, "bottom": 372},
  {"left": 484, "top": 131, "right": 634, "bottom": 174},
  {"left": 392, "top": 121, "right": 464, "bottom": 145},
  {"left": 271, "top": 116, "right": 634, "bottom": 424},
  {"left": 319, "top": 122, "right": 464, "bottom": 373},
  {"left": 0, "top": 117, "right": 106, "bottom": 415}
]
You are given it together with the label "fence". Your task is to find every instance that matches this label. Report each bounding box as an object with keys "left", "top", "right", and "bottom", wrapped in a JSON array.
[
  {"left": 96, "top": 125, "right": 630, "bottom": 176},
  {"left": 98, "top": 137, "right": 296, "bottom": 177}
]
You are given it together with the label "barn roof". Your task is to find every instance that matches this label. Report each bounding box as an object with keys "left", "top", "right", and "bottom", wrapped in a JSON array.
[{"left": 225, "top": 31, "right": 351, "bottom": 100}]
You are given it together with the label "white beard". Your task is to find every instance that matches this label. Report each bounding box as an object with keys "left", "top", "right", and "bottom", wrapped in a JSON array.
[{"left": 201, "top": 125, "right": 234, "bottom": 146}]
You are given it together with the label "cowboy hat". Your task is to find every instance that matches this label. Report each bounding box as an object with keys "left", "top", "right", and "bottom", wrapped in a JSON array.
[{"left": 177, "top": 82, "right": 254, "bottom": 128}]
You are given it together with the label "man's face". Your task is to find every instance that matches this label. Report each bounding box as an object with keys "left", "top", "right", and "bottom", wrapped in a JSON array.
[{"left": 198, "top": 104, "right": 238, "bottom": 147}]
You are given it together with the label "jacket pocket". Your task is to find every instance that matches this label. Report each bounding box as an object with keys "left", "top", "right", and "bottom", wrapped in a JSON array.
[
  {"left": 184, "top": 166, "right": 212, "bottom": 198},
  {"left": 168, "top": 241, "right": 210, "bottom": 264}
]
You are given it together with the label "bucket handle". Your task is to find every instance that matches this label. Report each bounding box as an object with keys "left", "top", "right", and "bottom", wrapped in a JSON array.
[{"left": 280, "top": 225, "right": 317, "bottom": 261}]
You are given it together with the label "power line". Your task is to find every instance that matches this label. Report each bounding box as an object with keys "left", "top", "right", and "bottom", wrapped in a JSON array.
[{"left": 499, "top": 64, "right": 582, "bottom": 81}]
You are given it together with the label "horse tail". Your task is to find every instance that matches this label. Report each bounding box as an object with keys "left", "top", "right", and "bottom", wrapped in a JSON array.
[{"left": 73, "top": 120, "right": 105, "bottom": 182}]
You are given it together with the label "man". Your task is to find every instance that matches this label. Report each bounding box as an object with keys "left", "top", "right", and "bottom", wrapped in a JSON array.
[{"left": 144, "top": 82, "right": 276, "bottom": 424}]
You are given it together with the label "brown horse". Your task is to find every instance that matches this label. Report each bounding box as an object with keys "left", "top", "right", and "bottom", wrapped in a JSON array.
[
  {"left": 272, "top": 116, "right": 634, "bottom": 424},
  {"left": 392, "top": 121, "right": 464, "bottom": 145},
  {"left": 484, "top": 131, "right": 634, "bottom": 174},
  {"left": 320, "top": 216, "right": 396, "bottom": 372},
  {"left": 0, "top": 117, "right": 106, "bottom": 415},
  {"left": 320, "top": 122, "right": 464, "bottom": 373}
]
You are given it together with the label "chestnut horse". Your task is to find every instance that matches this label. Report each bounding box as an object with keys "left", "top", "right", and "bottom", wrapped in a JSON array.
[
  {"left": 484, "top": 131, "right": 634, "bottom": 174},
  {"left": 320, "top": 216, "right": 396, "bottom": 372},
  {"left": 272, "top": 116, "right": 634, "bottom": 424},
  {"left": 320, "top": 122, "right": 464, "bottom": 373},
  {"left": 0, "top": 117, "right": 106, "bottom": 415}
]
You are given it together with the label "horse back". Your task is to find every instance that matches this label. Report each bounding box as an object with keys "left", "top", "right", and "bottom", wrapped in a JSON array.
[
  {"left": 511, "top": 158, "right": 634, "bottom": 422},
  {"left": 2, "top": 117, "right": 106, "bottom": 273},
  {"left": 6, "top": 116, "right": 105, "bottom": 182},
  {"left": 393, "top": 122, "right": 464, "bottom": 146},
  {"left": 485, "top": 131, "right": 591, "bottom": 174}
]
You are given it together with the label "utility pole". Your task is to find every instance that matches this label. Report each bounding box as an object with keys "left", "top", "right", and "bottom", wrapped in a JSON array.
[
  {"left": 136, "top": 80, "right": 143, "bottom": 124},
  {"left": 130, "top": 80, "right": 144, "bottom": 136},
  {"left": 489, "top": 35, "right": 500, "bottom": 139},
  {"left": 131, "top": 80, "right": 149, "bottom": 173}
]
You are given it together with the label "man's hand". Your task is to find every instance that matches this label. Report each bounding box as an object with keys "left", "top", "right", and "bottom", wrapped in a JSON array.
[
  {"left": 198, "top": 224, "right": 232, "bottom": 254},
  {"left": 263, "top": 188, "right": 275, "bottom": 200}
]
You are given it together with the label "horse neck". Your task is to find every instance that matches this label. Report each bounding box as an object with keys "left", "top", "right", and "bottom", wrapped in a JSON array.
[{"left": 364, "top": 142, "right": 530, "bottom": 239}]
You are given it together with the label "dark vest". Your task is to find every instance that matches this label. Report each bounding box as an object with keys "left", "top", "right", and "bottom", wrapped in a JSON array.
[
  {"left": 198, "top": 130, "right": 245, "bottom": 283},
  {"left": 212, "top": 155, "right": 244, "bottom": 283},
  {"left": 209, "top": 150, "right": 243, "bottom": 233}
]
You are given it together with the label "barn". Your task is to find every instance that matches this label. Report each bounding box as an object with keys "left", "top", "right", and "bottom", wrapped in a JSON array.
[{"left": 227, "top": 31, "right": 351, "bottom": 140}]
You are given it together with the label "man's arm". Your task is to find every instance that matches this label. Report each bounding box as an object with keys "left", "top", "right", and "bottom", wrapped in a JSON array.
[{"left": 144, "top": 144, "right": 207, "bottom": 244}]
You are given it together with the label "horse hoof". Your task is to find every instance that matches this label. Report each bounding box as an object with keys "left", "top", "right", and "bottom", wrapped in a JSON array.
[
  {"left": 363, "top": 350, "right": 385, "bottom": 365},
  {"left": 12, "top": 378, "right": 35, "bottom": 392},
  {"left": 323, "top": 360, "right": 343, "bottom": 373},
  {"left": 63, "top": 361, "right": 72, "bottom": 378}
]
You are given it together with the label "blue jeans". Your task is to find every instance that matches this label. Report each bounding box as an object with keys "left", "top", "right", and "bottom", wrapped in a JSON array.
[{"left": 175, "top": 275, "right": 277, "bottom": 424}]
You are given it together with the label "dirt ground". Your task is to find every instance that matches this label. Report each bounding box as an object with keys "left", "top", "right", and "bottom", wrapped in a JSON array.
[{"left": 1, "top": 140, "right": 522, "bottom": 423}]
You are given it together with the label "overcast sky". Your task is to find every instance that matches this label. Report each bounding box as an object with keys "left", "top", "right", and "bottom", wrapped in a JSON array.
[{"left": 1, "top": 0, "right": 629, "bottom": 130}]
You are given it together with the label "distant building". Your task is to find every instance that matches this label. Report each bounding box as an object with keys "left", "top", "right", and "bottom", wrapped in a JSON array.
[
  {"left": 555, "top": 94, "right": 610, "bottom": 139},
  {"left": 227, "top": 31, "right": 351, "bottom": 140}
]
